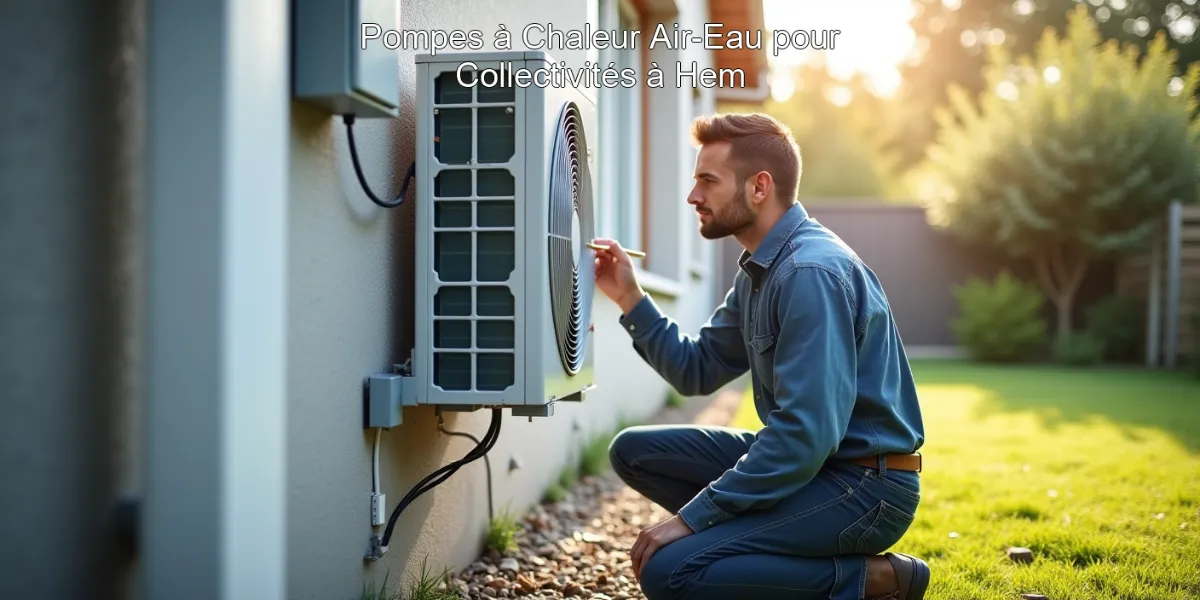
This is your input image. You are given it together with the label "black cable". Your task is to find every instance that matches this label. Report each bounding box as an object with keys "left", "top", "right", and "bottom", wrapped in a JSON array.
[
  {"left": 400, "top": 412, "right": 501, "bottom": 510},
  {"left": 381, "top": 411, "right": 500, "bottom": 545},
  {"left": 343, "top": 114, "right": 416, "bottom": 209},
  {"left": 439, "top": 421, "right": 495, "bottom": 522},
  {"left": 380, "top": 408, "right": 502, "bottom": 547},
  {"left": 395, "top": 410, "right": 500, "bottom": 508},
  {"left": 394, "top": 421, "right": 495, "bottom": 513}
]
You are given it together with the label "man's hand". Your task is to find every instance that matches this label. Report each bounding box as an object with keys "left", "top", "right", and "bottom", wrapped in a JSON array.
[
  {"left": 592, "top": 237, "right": 646, "bottom": 314},
  {"left": 630, "top": 514, "right": 693, "bottom": 582}
]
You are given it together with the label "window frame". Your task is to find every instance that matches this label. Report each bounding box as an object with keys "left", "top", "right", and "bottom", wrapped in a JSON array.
[{"left": 598, "top": 0, "right": 643, "bottom": 254}]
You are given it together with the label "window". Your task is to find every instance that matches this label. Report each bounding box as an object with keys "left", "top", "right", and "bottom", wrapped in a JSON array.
[{"left": 597, "top": 0, "right": 643, "bottom": 253}]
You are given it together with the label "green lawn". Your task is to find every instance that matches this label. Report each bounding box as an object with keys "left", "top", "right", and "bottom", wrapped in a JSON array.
[{"left": 729, "top": 359, "right": 1200, "bottom": 599}]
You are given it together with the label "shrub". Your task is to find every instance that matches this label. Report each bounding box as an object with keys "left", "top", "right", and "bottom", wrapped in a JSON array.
[
  {"left": 1052, "top": 331, "right": 1105, "bottom": 366},
  {"left": 1083, "top": 295, "right": 1143, "bottom": 363},
  {"left": 951, "top": 271, "right": 1049, "bottom": 362}
]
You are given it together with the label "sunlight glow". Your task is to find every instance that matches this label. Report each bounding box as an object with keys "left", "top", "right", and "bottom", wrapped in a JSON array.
[
  {"left": 996, "top": 80, "right": 1019, "bottom": 101},
  {"left": 763, "top": 0, "right": 917, "bottom": 102},
  {"left": 827, "top": 85, "right": 854, "bottom": 106},
  {"left": 1168, "top": 76, "right": 1184, "bottom": 96}
]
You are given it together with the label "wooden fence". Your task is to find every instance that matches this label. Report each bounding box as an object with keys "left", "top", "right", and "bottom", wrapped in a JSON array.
[{"left": 1115, "top": 201, "right": 1200, "bottom": 368}]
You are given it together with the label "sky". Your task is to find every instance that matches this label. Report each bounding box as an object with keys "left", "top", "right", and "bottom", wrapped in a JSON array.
[{"left": 762, "top": 0, "right": 918, "bottom": 102}]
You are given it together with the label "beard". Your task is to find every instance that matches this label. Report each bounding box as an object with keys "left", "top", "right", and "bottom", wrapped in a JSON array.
[{"left": 698, "top": 187, "right": 756, "bottom": 240}]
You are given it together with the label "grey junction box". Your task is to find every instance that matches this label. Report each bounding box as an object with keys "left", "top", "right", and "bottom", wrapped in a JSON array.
[{"left": 293, "top": 0, "right": 401, "bottom": 118}]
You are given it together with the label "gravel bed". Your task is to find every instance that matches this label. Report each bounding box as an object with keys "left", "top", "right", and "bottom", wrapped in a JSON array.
[
  {"left": 446, "top": 472, "right": 669, "bottom": 599},
  {"left": 442, "top": 384, "right": 746, "bottom": 600}
]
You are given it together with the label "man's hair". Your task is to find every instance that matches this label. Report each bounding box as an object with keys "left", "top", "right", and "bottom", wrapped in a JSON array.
[{"left": 690, "top": 113, "right": 802, "bottom": 205}]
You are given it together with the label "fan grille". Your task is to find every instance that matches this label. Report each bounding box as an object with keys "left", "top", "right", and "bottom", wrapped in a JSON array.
[{"left": 547, "top": 102, "right": 594, "bottom": 375}]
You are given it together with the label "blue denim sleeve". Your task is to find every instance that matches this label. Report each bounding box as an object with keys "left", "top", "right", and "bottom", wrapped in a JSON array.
[
  {"left": 616, "top": 285, "right": 750, "bottom": 397},
  {"left": 676, "top": 265, "right": 859, "bottom": 532}
]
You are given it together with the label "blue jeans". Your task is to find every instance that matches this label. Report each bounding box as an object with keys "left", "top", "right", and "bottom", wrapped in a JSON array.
[{"left": 609, "top": 424, "right": 921, "bottom": 600}]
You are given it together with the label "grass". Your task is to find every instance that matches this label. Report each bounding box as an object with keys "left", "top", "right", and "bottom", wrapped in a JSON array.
[
  {"left": 665, "top": 388, "right": 686, "bottom": 408},
  {"left": 580, "top": 429, "right": 615, "bottom": 478},
  {"left": 485, "top": 505, "right": 520, "bottom": 554},
  {"left": 543, "top": 416, "right": 641, "bottom": 503},
  {"left": 360, "top": 558, "right": 457, "bottom": 600},
  {"left": 730, "top": 359, "right": 1200, "bottom": 600},
  {"left": 542, "top": 459, "right": 579, "bottom": 504}
]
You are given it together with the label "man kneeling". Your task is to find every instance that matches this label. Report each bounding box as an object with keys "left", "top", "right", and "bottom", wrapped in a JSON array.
[{"left": 591, "top": 113, "right": 930, "bottom": 600}]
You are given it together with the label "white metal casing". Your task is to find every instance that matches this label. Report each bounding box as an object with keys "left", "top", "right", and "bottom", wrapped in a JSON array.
[{"left": 412, "top": 51, "right": 597, "bottom": 414}]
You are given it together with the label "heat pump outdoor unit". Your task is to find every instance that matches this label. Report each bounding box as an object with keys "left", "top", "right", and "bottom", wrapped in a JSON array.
[{"left": 406, "top": 50, "right": 597, "bottom": 418}]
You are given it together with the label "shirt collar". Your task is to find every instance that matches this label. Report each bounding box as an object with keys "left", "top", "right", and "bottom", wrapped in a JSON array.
[{"left": 738, "top": 203, "right": 808, "bottom": 278}]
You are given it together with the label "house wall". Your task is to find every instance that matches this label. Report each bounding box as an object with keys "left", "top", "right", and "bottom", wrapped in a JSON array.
[{"left": 286, "top": 0, "right": 723, "bottom": 598}]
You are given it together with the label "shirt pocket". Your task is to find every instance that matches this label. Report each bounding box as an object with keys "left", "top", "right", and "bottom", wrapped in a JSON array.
[
  {"left": 748, "top": 331, "right": 777, "bottom": 406},
  {"left": 749, "top": 331, "right": 776, "bottom": 354},
  {"left": 748, "top": 288, "right": 776, "bottom": 353}
]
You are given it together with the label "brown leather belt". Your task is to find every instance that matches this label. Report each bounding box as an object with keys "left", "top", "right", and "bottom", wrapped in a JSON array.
[{"left": 845, "top": 453, "right": 922, "bottom": 472}]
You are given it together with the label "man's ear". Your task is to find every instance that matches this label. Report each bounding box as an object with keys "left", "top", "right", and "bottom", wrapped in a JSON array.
[{"left": 752, "top": 171, "right": 773, "bottom": 203}]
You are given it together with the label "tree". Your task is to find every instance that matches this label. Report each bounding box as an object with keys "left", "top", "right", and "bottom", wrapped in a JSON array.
[
  {"left": 752, "top": 63, "right": 909, "bottom": 202},
  {"left": 894, "top": 0, "right": 1200, "bottom": 170},
  {"left": 917, "top": 5, "right": 1200, "bottom": 345}
]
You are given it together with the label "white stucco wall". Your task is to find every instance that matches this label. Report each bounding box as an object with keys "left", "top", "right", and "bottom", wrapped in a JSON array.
[{"left": 284, "top": 0, "right": 723, "bottom": 597}]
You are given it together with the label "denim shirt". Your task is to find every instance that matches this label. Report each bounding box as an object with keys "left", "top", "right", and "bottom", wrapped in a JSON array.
[{"left": 617, "top": 203, "right": 925, "bottom": 533}]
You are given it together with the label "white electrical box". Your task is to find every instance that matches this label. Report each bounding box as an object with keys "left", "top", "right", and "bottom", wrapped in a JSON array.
[{"left": 293, "top": 0, "right": 400, "bottom": 118}]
